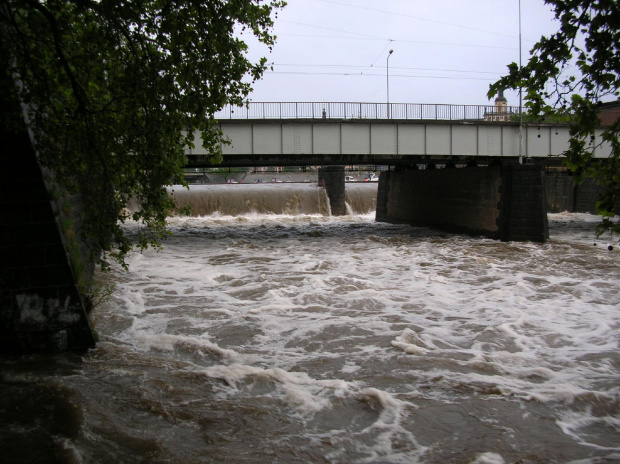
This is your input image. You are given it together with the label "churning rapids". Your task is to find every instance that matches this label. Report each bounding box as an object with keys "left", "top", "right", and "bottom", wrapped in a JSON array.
[{"left": 2, "top": 183, "right": 619, "bottom": 464}]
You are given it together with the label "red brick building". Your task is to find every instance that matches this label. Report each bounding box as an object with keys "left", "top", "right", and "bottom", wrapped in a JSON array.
[{"left": 597, "top": 100, "right": 620, "bottom": 126}]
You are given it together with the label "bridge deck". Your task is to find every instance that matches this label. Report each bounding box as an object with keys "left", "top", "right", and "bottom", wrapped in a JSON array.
[{"left": 185, "top": 103, "right": 611, "bottom": 166}]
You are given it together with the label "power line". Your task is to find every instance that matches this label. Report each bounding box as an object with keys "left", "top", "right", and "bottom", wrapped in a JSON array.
[
  {"left": 264, "top": 70, "right": 498, "bottom": 81},
  {"left": 280, "top": 20, "right": 390, "bottom": 41},
  {"left": 274, "top": 63, "right": 504, "bottom": 75},
  {"left": 277, "top": 23, "right": 518, "bottom": 51},
  {"left": 316, "top": 0, "right": 519, "bottom": 40}
]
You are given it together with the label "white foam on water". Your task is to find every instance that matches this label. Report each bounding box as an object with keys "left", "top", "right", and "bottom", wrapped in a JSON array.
[
  {"left": 469, "top": 452, "right": 505, "bottom": 464},
  {"left": 198, "top": 363, "right": 352, "bottom": 412},
  {"left": 557, "top": 408, "right": 620, "bottom": 450},
  {"left": 190, "top": 361, "right": 428, "bottom": 462},
  {"left": 391, "top": 328, "right": 429, "bottom": 355},
  {"left": 132, "top": 333, "right": 240, "bottom": 361},
  {"left": 567, "top": 454, "right": 620, "bottom": 464},
  {"left": 92, "top": 210, "right": 620, "bottom": 461}
]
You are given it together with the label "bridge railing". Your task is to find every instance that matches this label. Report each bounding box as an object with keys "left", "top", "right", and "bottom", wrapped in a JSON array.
[{"left": 215, "top": 102, "right": 523, "bottom": 121}]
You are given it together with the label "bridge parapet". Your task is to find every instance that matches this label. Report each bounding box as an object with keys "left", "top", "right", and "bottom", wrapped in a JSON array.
[{"left": 215, "top": 102, "right": 523, "bottom": 121}]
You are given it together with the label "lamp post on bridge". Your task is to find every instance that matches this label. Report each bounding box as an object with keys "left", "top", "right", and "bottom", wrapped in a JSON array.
[{"left": 387, "top": 49, "right": 393, "bottom": 119}]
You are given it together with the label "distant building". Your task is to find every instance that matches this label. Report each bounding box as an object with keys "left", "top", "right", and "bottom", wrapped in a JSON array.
[
  {"left": 484, "top": 90, "right": 512, "bottom": 121},
  {"left": 597, "top": 99, "right": 620, "bottom": 126}
]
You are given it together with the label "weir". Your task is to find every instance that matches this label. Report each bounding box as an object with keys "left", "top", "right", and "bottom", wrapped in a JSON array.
[{"left": 168, "top": 183, "right": 377, "bottom": 217}]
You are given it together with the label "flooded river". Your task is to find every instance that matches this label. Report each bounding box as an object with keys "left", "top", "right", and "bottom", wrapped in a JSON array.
[{"left": 1, "top": 184, "right": 619, "bottom": 463}]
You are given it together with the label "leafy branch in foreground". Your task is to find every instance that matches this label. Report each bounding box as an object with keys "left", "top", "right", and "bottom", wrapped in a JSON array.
[
  {"left": 0, "top": 0, "right": 286, "bottom": 269},
  {"left": 489, "top": 0, "right": 619, "bottom": 236}
]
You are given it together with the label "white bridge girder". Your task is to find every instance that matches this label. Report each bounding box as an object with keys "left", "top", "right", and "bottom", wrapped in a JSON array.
[{"left": 187, "top": 121, "right": 610, "bottom": 159}]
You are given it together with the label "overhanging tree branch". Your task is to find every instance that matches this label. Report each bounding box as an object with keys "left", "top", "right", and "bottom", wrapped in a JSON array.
[
  {"left": 1, "top": 0, "right": 287, "bottom": 270},
  {"left": 24, "top": 0, "right": 89, "bottom": 116},
  {"left": 490, "top": 0, "right": 619, "bottom": 236}
]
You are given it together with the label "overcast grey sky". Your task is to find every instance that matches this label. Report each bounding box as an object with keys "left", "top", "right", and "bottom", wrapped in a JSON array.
[{"left": 243, "top": 0, "right": 561, "bottom": 107}]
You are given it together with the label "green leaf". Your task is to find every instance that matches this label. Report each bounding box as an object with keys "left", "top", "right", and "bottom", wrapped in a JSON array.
[
  {"left": 1, "top": 0, "right": 286, "bottom": 269},
  {"left": 491, "top": 0, "right": 620, "bottom": 232}
]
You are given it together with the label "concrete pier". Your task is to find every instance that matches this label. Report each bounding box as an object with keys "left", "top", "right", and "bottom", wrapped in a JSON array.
[
  {"left": 318, "top": 166, "right": 346, "bottom": 215},
  {"left": 376, "top": 165, "right": 549, "bottom": 242}
]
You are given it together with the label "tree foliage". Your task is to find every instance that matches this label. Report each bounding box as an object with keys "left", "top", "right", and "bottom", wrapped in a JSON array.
[
  {"left": 0, "top": 0, "right": 285, "bottom": 267},
  {"left": 489, "top": 0, "right": 619, "bottom": 236}
]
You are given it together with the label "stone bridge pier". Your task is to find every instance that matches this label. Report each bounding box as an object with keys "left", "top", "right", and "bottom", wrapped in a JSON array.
[
  {"left": 376, "top": 165, "right": 549, "bottom": 242},
  {"left": 318, "top": 166, "right": 346, "bottom": 216}
]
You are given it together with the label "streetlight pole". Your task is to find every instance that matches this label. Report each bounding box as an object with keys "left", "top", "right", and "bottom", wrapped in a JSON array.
[{"left": 387, "top": 49, "right": 393, "bottom": 119}]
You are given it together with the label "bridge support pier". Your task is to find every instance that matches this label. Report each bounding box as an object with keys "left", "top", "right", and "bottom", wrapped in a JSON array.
[
  {"left": 318, "top": 166, "right": 346, "bottom": 215},
  {"left": 376, "top": 165, "right": 549, "bottom": 242}
]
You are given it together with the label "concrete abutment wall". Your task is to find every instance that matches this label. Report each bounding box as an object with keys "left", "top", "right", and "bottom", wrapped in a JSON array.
[
  {"left": 376, "top": 165, "right": 549, "bottom": 242},
  {"left": 545, "top": 172, "right": 602, "bottom": 214},
  {"left": 0, "top": 129, "right": 96, "bottom": 354}
]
